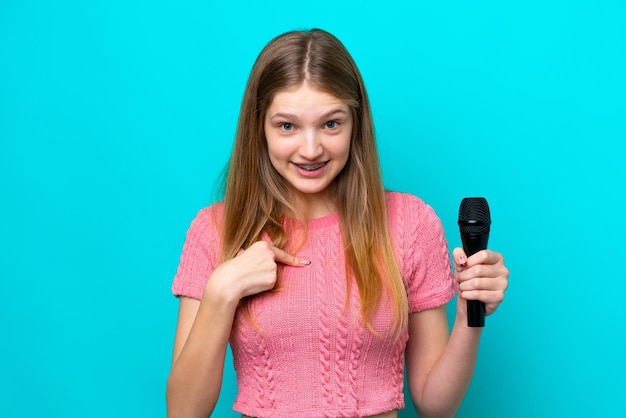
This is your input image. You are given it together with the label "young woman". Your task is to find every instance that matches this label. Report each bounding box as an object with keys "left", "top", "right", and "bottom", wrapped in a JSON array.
[{"left": 166, "top": 29, "right": 509, "bottom": 418}]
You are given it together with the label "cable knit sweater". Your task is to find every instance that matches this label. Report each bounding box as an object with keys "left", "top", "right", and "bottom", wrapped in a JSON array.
[{"left": 172, "top": 192, "right": 456, "bottom": 418}]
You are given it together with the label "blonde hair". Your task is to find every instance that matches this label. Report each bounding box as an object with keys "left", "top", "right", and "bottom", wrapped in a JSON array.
[{"left": 220, "top": 29, "right": 408, "bottom": 336}]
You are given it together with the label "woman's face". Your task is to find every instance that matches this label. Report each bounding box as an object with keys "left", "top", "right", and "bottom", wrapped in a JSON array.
[{"left": 264, "top": 82, "right": 352, "bottom": 215}]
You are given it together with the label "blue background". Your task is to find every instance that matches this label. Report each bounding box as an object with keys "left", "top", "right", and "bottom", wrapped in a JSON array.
[{"left": 1, "top": 0, "right": 624, "bottom": 417}]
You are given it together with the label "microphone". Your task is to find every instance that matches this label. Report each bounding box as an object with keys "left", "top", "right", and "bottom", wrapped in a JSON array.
[{"left": 458, "top": 197, "right": 491, "bottom": 327}]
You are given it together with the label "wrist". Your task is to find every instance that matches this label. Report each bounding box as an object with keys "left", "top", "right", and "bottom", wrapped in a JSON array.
[
  {"left": 452, "top": 314, "right": 484, "bottom": 340},
  {"left": 202, "top": 277, "right": 242, "bottom": 313},
  {"left": 453, "top": 299, "right": 483, "bottom": 334}
]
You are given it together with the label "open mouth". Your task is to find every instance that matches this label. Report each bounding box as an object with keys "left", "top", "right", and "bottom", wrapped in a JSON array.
[{"left": 295, "top": 162, "right": 327, "bottom": 171}]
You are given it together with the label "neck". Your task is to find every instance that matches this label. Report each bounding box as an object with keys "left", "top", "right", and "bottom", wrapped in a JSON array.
[{"left": 289, "top": 194, "right": 336, "bottom": 220}]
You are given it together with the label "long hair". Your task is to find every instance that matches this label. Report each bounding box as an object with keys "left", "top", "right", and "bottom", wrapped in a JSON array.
[{"left": 220, "top": 29, "right": 408, "bottom": 336}]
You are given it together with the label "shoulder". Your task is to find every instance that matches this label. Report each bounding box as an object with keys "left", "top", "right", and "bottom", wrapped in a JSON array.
[
  {"left": 384, "top": 191, "right": 437, "bottom": 223},
  {"left": 384, "top": 191, "right": 447, "bottom": 247},
  {"left": 172, "top": 202, "right": 225, "bottom": 300},
  {"left": 184, "top": 202, "right": 224, "bottom": 243},
  {"left": 385, "top": 190, "right": 425, "bottom": 207},
  {"left": 386, "top": 192, "right": 456, "bottom": 311},
  {"left": 192, "top": 201, "right": 224, "bottom": 225}
]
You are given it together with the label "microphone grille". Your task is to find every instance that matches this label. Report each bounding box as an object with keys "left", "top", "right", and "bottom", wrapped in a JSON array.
[{"left": 458, "top": 197, "right": 491, "bottom": 234}]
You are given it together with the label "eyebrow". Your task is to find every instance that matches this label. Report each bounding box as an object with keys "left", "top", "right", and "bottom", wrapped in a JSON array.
[{"left": 268, "top": 109, "right": 349, "bottom": 122}]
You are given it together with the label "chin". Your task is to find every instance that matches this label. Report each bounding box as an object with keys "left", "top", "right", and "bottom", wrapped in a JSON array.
[{"left": 293, "top": 184, "right": 330, "bottom": 196}]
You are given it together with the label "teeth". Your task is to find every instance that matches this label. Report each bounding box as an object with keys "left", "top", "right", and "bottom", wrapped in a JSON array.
[{"left": 297, "top": 163, "right": 325, "bottom": 171}]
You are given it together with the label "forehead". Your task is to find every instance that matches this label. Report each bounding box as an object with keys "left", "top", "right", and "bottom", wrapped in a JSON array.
[{"left": 267, "top": 83, "right": 349, "bottom": 115}]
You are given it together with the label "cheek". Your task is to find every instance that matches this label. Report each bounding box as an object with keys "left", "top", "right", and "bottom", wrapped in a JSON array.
[
  {"left": 266, "top": 140, "right": 286, "bottom": 168},
  {"left": 270, "top": 155, "right": 283, "bottom": 170},
  {"left": 266, "top": 147, "right": 279, "bottom": 167},
  {"left": 335, "top": 133, "right": 352, "bottom": 160},
  {"left": 264, "top": 133, "right": 278, "bottom": 155}
]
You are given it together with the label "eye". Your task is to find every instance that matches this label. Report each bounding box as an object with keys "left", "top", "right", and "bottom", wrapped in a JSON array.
[
  {"left": 325, "top": 120, "right": 339, "bottom": 129},
  {"left": 279, "top": 123, "right": 294, "bottom": 131}
]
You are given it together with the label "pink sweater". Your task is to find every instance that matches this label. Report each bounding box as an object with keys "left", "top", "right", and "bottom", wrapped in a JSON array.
[{"left": 172, "top": 192, "right": 456, "bottom": 417}]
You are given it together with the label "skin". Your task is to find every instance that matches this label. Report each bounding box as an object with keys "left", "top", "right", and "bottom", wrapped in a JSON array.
[
  {"left": 167, "top": 242, "right": 310, "bottom": 417},
  {"left": 264, "top": 82, "right": 353, "bottom": 219},
  {"left": 166, "top": 84, "right": 510, "bottom": 418},
  {"left": 405, "top": 248, "right": 508, "bottom": 418}
]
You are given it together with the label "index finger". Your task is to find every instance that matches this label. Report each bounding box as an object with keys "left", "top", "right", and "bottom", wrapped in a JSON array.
[{"left": 270, "top": 245, "right": 311, "bottom": 267}]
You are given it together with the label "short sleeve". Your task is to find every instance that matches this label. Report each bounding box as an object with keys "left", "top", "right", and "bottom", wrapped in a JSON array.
[
  {"left": 171, "top": 205, "right": 222, "bottom": 300},
  {"left": 387, "top": 193, "right": 457, "bottom": 313}
]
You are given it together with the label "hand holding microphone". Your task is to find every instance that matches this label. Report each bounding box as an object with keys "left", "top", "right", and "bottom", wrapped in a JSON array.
[{"left": 456, "top": 198, "right": 509, "bottom": 327}]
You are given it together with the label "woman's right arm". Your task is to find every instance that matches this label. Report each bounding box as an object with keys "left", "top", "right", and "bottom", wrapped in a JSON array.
[
  {"left": 166, "top": 241, "right": 309, "bottom": 418},
  {"left": 166, "top": 292, "right": 238, "bottom": 418}
]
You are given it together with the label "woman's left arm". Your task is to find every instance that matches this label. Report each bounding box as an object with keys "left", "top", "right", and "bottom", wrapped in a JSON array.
[{"left": 405, "top": 249, "right": 509, "bottom": 418}]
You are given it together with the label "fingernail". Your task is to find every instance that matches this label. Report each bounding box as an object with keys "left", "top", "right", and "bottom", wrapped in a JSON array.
[
  {"left": 458, "top": 256, "right": 467, "bottom": 267},
  {"left": 300, "top": 258, "right": 311, "bottom": 265}
]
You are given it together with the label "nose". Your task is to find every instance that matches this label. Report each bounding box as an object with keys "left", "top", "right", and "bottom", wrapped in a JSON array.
[{"left": 299, "top": 128, "right": 323, "bottom": 160}]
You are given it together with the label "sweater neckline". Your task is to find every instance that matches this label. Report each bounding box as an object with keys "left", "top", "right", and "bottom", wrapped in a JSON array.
[
  {"left": 284, "top": 211, "right": 339, "bottom": 231},
  {"left": 306, "top": 211, "right": 339, "bottom": 230}
]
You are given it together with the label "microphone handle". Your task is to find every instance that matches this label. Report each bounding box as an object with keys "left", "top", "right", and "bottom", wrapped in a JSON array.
[{"left": 460, "top": 233, "right": 489, "bottom": 327}]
